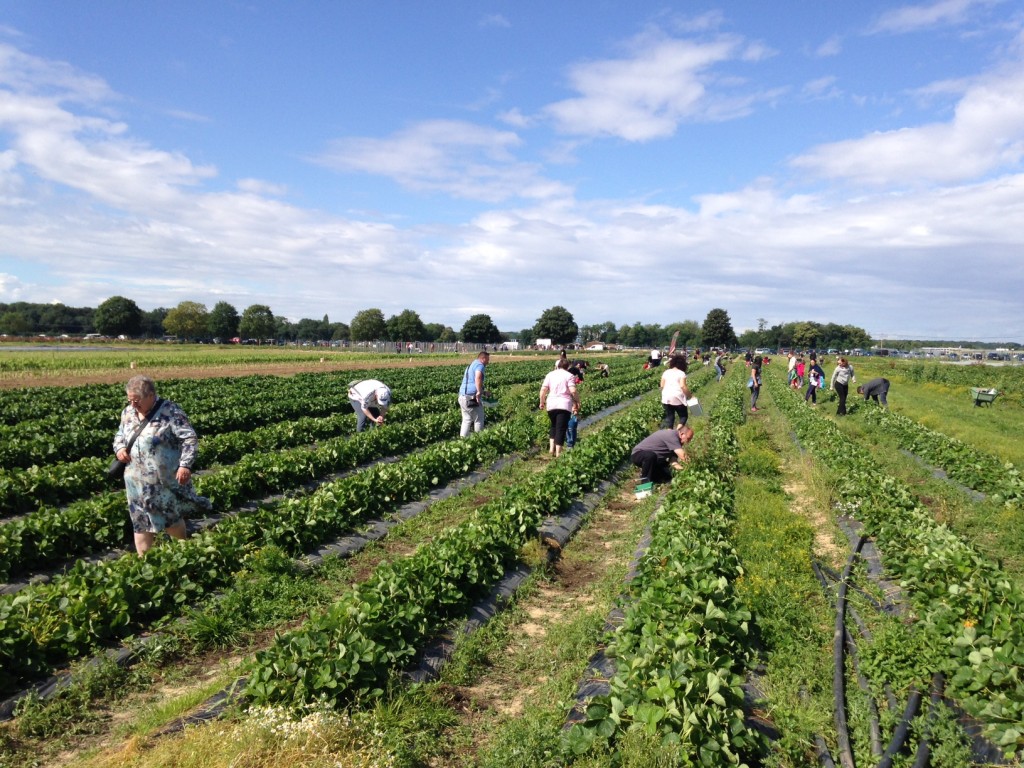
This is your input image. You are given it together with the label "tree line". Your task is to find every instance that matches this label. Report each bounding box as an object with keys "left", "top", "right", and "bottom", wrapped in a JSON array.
[{"left": 1, "top": 297, "right": 890, "bottom": 351}]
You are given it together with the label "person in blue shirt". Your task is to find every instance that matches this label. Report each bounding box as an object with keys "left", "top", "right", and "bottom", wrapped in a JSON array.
[{"left": 458, "top": 350, "right": 489, "bottom": 437}]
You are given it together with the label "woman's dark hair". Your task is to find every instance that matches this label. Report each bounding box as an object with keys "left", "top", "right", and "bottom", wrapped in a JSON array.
[{"left": 669, "top": 354, "right": 688, "bottom": 372}]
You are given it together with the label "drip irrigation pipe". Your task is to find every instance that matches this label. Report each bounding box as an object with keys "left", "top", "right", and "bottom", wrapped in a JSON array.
[
  {"left": 815, "top": 561, "right": 891, "bottom": 614},
  {"left": 833, "top": 534, "right": 867, "bottom": 768},
  {"left": 911, "top": 673, "right": 945, "bottom": 768},
  {"left": 877, "top": 686, "right": 922, "bottom": 768},
  {"left": 814, "top": 733, "right": 838, "bottom": 768}
]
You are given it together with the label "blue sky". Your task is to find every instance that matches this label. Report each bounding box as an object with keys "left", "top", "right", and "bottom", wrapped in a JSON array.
[{"left": 1, "top": 0, "right": 1023, "bottom": 341}]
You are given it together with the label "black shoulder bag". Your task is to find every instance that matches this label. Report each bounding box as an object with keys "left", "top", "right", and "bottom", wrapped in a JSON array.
[{"left": 108, "top": 399, "right": 163, "bottom": 480}]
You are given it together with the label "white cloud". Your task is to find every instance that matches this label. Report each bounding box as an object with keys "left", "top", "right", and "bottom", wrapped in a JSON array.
[
  {"left": 870, "top": 0, "right": 1002, "bottom": 33},
  {"left": 791, "top": 69, "right": 1024, "bottom": 185},
  {"left": 0, "top": 44, "right": 216, "bottom": 209},
  {"left": 816, "top": 35, "right": 843, "bottom": 57},
  {"left": 0, "top": 272, "right": 27, "bottom": 301},
  {"left": 313, "top": 119, "right": 571, "bottom": 202},
  {"left": 237, "top": 178, "right": 288, "bottom": 197},
  {"left": 802, "top": 76, "right": 841, "bottom": 99},
  {"left": 544, "top": 32, "right": 768, "bottom": 141},
  {"left": 479, "top": 14, "right": 511, "bottom": 29}
]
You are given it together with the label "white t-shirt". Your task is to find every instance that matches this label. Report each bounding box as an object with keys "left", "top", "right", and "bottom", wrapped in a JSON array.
[
  {"left": 541, "top": 369, "right": 577, "bottom": 411},
  {"left": 660, "top": 368, "right": 688, "bottom": 406}
]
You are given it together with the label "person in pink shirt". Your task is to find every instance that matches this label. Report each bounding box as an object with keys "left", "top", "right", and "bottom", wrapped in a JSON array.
[{"left": 539, "top": 358, "right": 581, "bottom": 457}]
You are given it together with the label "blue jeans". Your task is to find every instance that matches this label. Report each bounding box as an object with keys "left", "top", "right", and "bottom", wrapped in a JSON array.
[{"left": 350, "top": 399, "right": 381, "bottom": 432}]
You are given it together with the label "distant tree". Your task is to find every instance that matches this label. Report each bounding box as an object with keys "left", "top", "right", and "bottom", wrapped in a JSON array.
[
  {"left": 163, "top": 301, "right": 209, "bottom": 340},
  {"left": 701, "top": 308, "right": 738, "bottom": 348},
  {"left": 519, "top": 327, "right": 537, "bottom": 347},
  {"left": 330, "top": 322, "right": 350, "bottom": 341},
  {"left": 437, "top": 326, "right": 458, "bottom": 343},
  {"left": 791, "top": 321, "right": 818, "bottom": 350},
  {"left": 207, "top": 301, "right": 240, "bottom": 340},
  {"left": 0, "top": 311, "right": 31, "bottom": 336},
  {"left": 386, "top": 309, "right": 427, "bottom": 341},
  {"left": 737, "top": 328, "right": 760, "bottom": 350},
  {"left": 295, "top": 317, "right": 327, "bottom": 341},
  {"left": 533, "top": 306, "right": 578, "bottom": 346},
  {"left": 138, "top": 307, "right": 168, "bottom": 339},
  {"left": 421, "top": 322, "right": 445, "bottom": 341},
  {"left": 350, "top": 308, "right": 387, "bottom": 342},
  {"left": 460, "top": 314, "right": 502, "bottom": 344},
  {"left": 94, "top": 296, "right": 143, "bottom": 338},
  {"left": 239, "top": 304, "right": 276, "bottom": 342},
  {"left": 274, "top": 316, "right": 295, "bottom": 342},
  {"left": 596, "top": 321, "right": 618, "bottom": 343}
]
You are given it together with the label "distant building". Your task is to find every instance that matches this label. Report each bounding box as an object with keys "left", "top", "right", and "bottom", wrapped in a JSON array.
[{"left": 535, "top": 338, "right": 553, "bottom": 349}]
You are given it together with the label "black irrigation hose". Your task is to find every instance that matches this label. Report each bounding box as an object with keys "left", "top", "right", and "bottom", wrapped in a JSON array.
[
  {"left": 815, "top": 557, "right": 884, "bottom": 759},
  {"left": 815, "top": 733, "right": 838, "bottom": 768},
  {"left": 877, "top": 686, "right": 923, "bottom": 768},
  {"left": 846, "top": 635, "right": 883, "bottom": 759},
  {"left": 833, "top": 535, "right": 867, "bottom": 768},
  {"left": 816, "top": 560, "right": 892, "bottom": 615},
  {"left": 912, "top": 673, "right": 946, "bottom": 768}
]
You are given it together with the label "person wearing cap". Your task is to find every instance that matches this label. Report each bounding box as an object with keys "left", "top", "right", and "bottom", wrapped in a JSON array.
[{"left": 347, "top": 379, "right": 392, "bottom": 432}]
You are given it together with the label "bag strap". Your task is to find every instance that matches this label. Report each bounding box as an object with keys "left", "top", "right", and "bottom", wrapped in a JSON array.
[{"left": 123, "top": 398, "right": 163, "bottom": 456}]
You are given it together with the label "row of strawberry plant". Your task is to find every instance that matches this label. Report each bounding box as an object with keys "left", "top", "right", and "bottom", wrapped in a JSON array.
[
  {"left": 0, "top": 373, "right": 659, "bottom": 694},
  {"left": 0, "top": 414, "right": 537, "bottom": 695},
  {"left": 765, "top": 366, "right": 1024, "bottom": 757},
  {"left": 0, "top": 407, "right": 464, "bottom": 582},
  {"left": 0, "top": 357, "right": 588, "bottom": 516},
  {"left": 564, "top": 376, "right": 766, "bottom": 765},
  {"left": 0, "top": 367, "right": 661, "bottom": 581},
  {"left": 244, "top": 396, "right": 662, "bottom": 708},
  {"left": 859, "top": 406, "right": 1024, "bottom": 505},
  {"left": 0, "top": 360, "right": 556, "bottom": 469},
  {"left": 0, "top": 392, "right": 455, "bottom": 518}
]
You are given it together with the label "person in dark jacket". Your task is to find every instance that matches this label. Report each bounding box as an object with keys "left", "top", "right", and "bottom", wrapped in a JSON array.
[{"left": 858, "top": 378, "right": 890, "bottom": 407}]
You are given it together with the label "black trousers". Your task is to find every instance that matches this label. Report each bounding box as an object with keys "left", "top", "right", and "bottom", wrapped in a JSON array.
[
  {"left": 631, "top": 449, "right": 672, "bottom": 483},
  {"left": 835, "top": 381, "right": 849, "bottom": 415},
  {"left": 660, "top": 403, "right": 688, "bottom": 429}
]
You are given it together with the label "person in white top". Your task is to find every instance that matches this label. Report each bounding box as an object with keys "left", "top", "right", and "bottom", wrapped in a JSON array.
[
  {"left": 539, "top": 358, "right": 581, "bottom": 457},
  {"left": 659, "top": 354, "right": 692, "bottom": 428},
  {"left": 347, "top": 379, "right": 392, "bottom": 432}
]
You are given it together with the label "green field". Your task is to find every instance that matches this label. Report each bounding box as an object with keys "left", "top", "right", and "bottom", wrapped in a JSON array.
[{"left": 0, "top": 352, "right": 1021, "bottom": 768}]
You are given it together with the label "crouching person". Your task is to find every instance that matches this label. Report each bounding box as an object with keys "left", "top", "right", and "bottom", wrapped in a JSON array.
[{"left": 630, "top": 424, "right": 694, "bottom": 484}]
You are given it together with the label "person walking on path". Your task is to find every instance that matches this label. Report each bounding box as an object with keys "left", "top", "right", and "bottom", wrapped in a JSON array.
[
  {"left": 114, "top": 375, "right": 208, "bottom": 556},
  {"left": 347, "top": 379, "right": 392, "bottom": 432},
  {"left": 858, "top": 377, "right": 890, "bottom": 408},
  {"left": 539, "top": 358, "right": 581, "bottom": 457},
  {"left": 631, "top": 424, "right": 694, "bottom": 484},
  {"left": 749, "top": 357, "right": 763, "bottom": 412},
  {"left": 458, "top": 350, "right": 490, "bottom": 437},
  {"left": 830, "top": 357, "right": 856, "bottom": 416},
  {"left": 714, "top": 350, "right": 726, "bottom": 382},
  {"left": 805, "top": 360, "right": 826, "bottom": 404},
  {"left": 659, "top": 354, "right": 692, "bottom": 428}
]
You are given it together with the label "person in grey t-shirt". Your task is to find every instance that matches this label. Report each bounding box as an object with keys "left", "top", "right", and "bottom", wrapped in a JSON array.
[{"left": 631, "top": 424, "right": 694, "bottom": 484}]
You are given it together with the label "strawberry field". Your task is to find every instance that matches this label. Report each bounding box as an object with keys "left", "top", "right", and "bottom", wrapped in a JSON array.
[{"left": 0, "top": 352, "right": 1022, "bottom": 768}]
